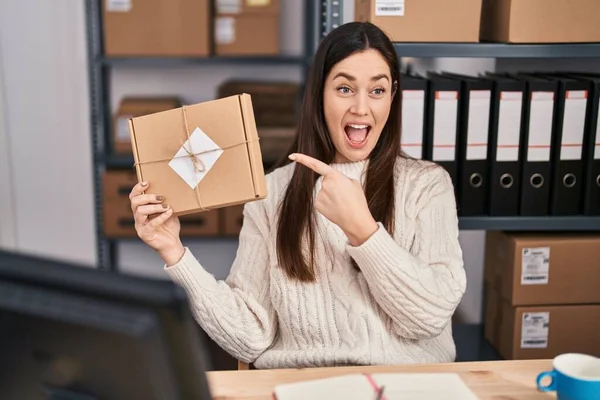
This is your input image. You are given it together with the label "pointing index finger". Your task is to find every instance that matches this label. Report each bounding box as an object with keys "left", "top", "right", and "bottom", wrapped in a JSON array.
[{"left": 289, "top": 153, "right": 336, "bottom": 176}]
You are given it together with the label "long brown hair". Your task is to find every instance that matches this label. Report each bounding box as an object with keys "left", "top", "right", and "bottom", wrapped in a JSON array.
[{"left": 275, "top": 22, "right": 402, "bottom": 282}]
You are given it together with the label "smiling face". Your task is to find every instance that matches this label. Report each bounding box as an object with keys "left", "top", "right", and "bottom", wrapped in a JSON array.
[{"left": 323, "top": 49, "right": 395, "bottom": 163}]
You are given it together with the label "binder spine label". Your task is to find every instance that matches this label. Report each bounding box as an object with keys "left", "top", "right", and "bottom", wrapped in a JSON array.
[
  {"left": 497, "top": 92, "right": 522, "bottom": 162},
  {"left": 527, "top": 92, "right": 554, "bottom": 162},
  {"left": 560, "top": 90, "right": 587, "bottom": 160},
  {"left": 376, "top": 0, "right": 405, "bottom": 16},
  {"left": 433, "top": 91, "right": 458, "bottom": 161},
  {"left": 466, "top": 90, "right": 491, "bottom": 160},
  {"left": 521, "top": 312, "right": 550, "bottom": 349},
  {"left": 596, "top": 104, "right": 600, "bottom": 160},
  {"left": 401, "top": 90, "right": 425, "bottom": 159},
  {"left": 521, "top": 247, "right": 550, "bottom": 285}
]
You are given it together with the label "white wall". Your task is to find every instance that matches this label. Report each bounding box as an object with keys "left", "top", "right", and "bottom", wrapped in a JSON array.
[{"left": 0, "top": 0, "right": 96, "bottom": 265}]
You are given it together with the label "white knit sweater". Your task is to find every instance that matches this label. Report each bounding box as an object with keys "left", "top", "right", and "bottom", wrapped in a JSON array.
[{"left": 165, "top": 157, "right": 467, "bottom": 369}]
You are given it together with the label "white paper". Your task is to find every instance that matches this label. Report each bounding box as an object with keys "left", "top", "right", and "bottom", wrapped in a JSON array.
[
  {"left": 527, "top": 92, "right": 554, "bottom": 162},
  {"left": 521, "top": 247, "right": 550, "bottom": 285},
  {"left": 521, "top": 312, "right": 550, "bottom": 349},
  {"left": 401, "top": 90, "right": 425, "bottom": 159},
  {"left": 216, "top": 17, "right": 235, "bottom": 45},
  {"left": 433, "top": 91, "right": 458, "bottom": 162},
  {"left": 217, "top": 0, "right": 241, "bottom": 13},
  {"left": 560, "top": 90, "right": 587, "bottom": 160},
  {"left": 274, "top": 373, "right": 478, "bottom": 400},
  {"left": 116, "top": 115, "right": 133, "bottom": 142},
  {"left": 496, "top": 92, "right": 523, "bottom": 162},
  {"left": 168, "top": 127, "right": 223, "bottom": 189},
  {"left": 466, "top": 90, "right": 491, "bottom": 160},
  {"left": 107, "top": 0, "right": 131, "bottom": 12},
  {"left": 595, "top": 103, "right": 600, "bottom": 160},
  {"left": 376, "top": 0, "right": 405, "bottom": 16}
]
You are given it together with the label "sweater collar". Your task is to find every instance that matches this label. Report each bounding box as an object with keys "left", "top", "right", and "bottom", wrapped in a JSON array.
[{"left": 329, "top": 159, "right": 369, "bottom": 181}]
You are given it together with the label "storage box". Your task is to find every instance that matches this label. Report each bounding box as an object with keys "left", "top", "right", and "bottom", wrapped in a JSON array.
[
  {"left": 215, "top": 15, "right": 279, "bottom": 56},
  {"left": 354, "top": 0, "right": 482, "bottom": 43},
  {"left": 480, "top": 0, "right": 600, "bottom": 43},
  {"left": 215, "top": 0, "right": 279, "bottom": 15},
  {"left": 128, "top": 94, "right": 267, "bottom": 217},
  {"left": 221, "top": 205, "right": 245, "bottom": 236},
  {"left": 103, "top": 170, "right": 219, "bottom": 237},
  {"left": 113, "top": 97, "right": 182, "bottom": 153},
  {"left": 484, "top": 231, "right": 600, "bottom": 306},
  {"left": 102, "top": 0, "right": 210, "bottom": 56},
  {"left": 484, "top": 287, "right": 600, "bottom": 360}
]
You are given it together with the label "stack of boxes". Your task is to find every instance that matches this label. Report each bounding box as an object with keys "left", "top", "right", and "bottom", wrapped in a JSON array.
[
  {"left": 484, "top": 231, "right": 600, "bottom": 360},
  {"left": 355, "top": 0, "right": 600, "bottom": 43}
]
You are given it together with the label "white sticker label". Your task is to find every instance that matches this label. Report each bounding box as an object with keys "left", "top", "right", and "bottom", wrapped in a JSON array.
[
  {"left": 521, "top": 247, "right": 550, "bottom": 285},
  {"left": 521, "top": 312, "right": 550, "bottom": 349},
  {"left": 466, "top": 90, "right": 491, "bottom": 160},
  {"left": 560, "top": 90, "right": 587, "bottom": 160},
  {"left": 401, "top": 90, "right": 425, "bottom": 159},
  {"left": 595, "top": 103, "right": 600, "bottom": 160},
  {"left": 217, "top": 0, "right": 241, "bottom": 13},
  {"left": 432, "top": 91, "right": 458, "bottom": 162},
  {"left": 376, "top": 0, "right": 405, "bottom": 16},
  {"left": 107, "top": 0, "right": 132, "bottom": 12},
  {"left": 168, "top": 127, "right": 224, "bottom": 189},
  {"left": 116, "top": 115, "right": 133, "bottom": 142},
  {"left": 527, "top": 92, "right": 554, "bottom": 162},
  {"left": 216, "top": 17, "right": 236, "bottom": 45},
  {"left": 496, "top": 92, "right": 523, "bottom": 162}
]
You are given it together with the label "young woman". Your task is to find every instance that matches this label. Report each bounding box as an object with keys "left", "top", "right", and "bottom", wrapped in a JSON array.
[{"left": 129, "top": 22, "right": 466, "bottom": 369}]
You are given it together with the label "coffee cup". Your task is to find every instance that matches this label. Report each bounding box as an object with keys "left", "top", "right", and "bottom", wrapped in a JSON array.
[{"left": 536, "top": 353, "right": 600, "bottom": 400}]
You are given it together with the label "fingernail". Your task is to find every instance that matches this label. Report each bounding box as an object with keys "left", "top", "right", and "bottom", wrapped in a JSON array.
[
  {"left": 166, "top": 208, "right": 173, "bottom": 214},
  {"left": 162, "top": 204, "right": 168, "bottom": 209},
  {"left": 141, "top": 181, "right": 148, "bottom": 186},
  {"left": 156, "top": 196, "right": 164, "bottom": 201},
  {"left": 288, "top": 154, "right": 296, "bottom": 161}
]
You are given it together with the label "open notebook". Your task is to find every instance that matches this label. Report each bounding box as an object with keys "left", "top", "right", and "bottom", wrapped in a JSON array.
[{"left": 273, "top": 373, "right": 479, "bottom": 400}]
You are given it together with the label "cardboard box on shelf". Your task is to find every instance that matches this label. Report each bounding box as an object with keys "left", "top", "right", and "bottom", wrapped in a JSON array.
[
  {"left": 480, "top": 0, "right": 600, "bottom": 43},
  {"left": 217, "top": 80, "right": 300, "bottom": 115},
  {"left": 102, "top": 0, "right": 210, "bottom": 56},
  {"left": 484, "top": 231, "right": 600, "bottom": 306},
  {"left": 484, "top": 287, "right": 600, "bottom": 360},
  {"left": 221, "top": 205, "right": 245, "bottom": 236},
  {"left": 103, "top": 170, "right": 219, "bottom": 237},
  {"left": 113, "top": 97, "right": 182, "bottom": 154},
  {"left": 215, "top": 0, "right": 279, "bottom": 15},
  {"left": 128, "top": 94, "right": 267, "bottom": 217},
  {"left": 215, "top": 14, "right": 279, "bottom": 56},
  {"left": 354, "top": 0, "right": 482, "bottom": 43}
]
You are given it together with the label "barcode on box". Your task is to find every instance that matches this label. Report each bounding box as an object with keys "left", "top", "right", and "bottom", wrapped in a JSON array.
[{"left": 376, "top": 0, "right": 405, "bottom": 16}]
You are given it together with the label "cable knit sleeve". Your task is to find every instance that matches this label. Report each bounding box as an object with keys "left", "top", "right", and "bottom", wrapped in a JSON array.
[
  {"left": 346, "top": 165, "right": 466, "bottom": 340},
  {"left": 164, "top": 201, "right": 277, "bottom": 363}
]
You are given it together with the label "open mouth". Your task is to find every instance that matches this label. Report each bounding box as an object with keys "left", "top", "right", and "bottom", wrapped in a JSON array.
[{"left": 344, "top": 123, "right": 371, "bottom": 147}]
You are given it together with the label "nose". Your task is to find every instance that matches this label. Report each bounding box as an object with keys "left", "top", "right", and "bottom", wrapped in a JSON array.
[{"left": 350, "top": 92, "right": 369, "bottom": 116}]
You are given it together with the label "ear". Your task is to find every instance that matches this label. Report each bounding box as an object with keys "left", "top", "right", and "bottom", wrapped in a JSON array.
[{"left": 392, "top": 80, "right": 399, "bottom": 97}]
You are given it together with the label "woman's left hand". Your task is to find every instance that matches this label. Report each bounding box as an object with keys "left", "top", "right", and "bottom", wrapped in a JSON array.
[{"left": 289, "top": 153, "right": 379, "bottom": 246}]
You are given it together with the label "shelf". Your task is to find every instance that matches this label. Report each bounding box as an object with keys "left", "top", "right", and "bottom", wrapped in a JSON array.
[
  {"left": 394, "top": 42, "right": 600, "bottom": 58},
  {"left": 99, "top": 55, "right": 308, "bottom": 67},
  {"left": 99, "top": 153, "right": 279, "bottom": 171},
  {"left": 459, "top": 216, "right": 600, "bottom": 231}
]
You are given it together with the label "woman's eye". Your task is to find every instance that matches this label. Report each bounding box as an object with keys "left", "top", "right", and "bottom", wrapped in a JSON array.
[
  {"left": 372, "top": 88, "right": 385, "bottom": 95},
  {"left": 337, "top": 86, "right": 352, "bottom": 94}
]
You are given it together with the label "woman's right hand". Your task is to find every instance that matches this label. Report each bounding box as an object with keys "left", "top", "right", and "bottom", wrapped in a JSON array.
[{"left": 130, "top": 181, "right": 185, "bottom": 266}]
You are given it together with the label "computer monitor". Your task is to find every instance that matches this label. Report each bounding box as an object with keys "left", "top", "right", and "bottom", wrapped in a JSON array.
[{"left": 0, "top": 250, "right": 213, "bottom": 400}]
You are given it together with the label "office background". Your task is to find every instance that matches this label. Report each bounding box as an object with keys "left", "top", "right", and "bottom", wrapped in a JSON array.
[{"left": 0, "top": 0, "right": 599, "bottom": 365}]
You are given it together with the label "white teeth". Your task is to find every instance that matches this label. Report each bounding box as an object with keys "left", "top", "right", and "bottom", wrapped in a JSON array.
[{"left": 348, "top": 124, "right": 368, "bottom": 129}]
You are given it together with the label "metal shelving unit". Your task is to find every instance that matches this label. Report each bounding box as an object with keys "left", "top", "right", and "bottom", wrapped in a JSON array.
[{"left": 86, "top": 0, "right": 599, "bottom": 271}]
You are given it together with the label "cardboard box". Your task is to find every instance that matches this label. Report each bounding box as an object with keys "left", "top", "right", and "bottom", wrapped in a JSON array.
[
  {"left": 113, "top": 97, "right": 182, "bottom": 153},
  {"left": 221, "top": 205, "right": 245, "bottom": 236},
  {"left": 215, "top": 0, "right": 279, "bottom": 15},
  {"left": 215, "top": 15, "right": 279, "bottom": 56},
  {"left": 103, "top": 170, "right": 219, "bottom": 237},
  {"left": 129, "top": 94, "right": 267, "bottom": 217},
  {"left": 354, "top": 0, "right": 482, "bottom": 43},
  {"left": 484, "top": 287, "right": 600, "bottom": 360},
  {"left": 480, "top": 0, "right": 600, "bottom": 43},
  {"left": 484, "top": 231, "right": 600, "bottom": 306},
  {"left": 102, "top": 0, "right": 210, "bottom": 56}
]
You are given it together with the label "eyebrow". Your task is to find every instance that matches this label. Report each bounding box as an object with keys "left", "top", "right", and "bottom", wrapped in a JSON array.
[{"left": 333, "top": 72, "right": 390, "bottom": 82}]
